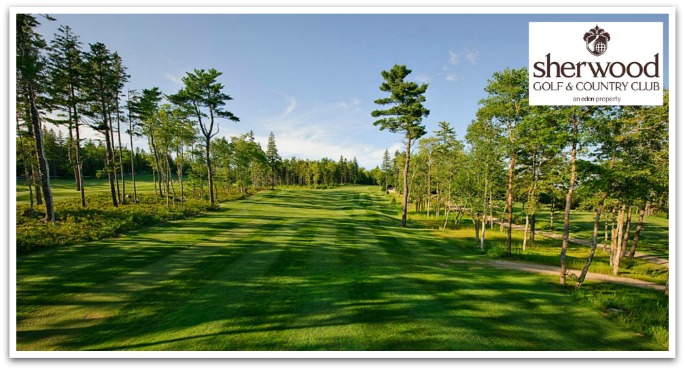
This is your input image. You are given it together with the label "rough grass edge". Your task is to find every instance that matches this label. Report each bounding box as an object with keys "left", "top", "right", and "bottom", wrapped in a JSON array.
[
  {"left": 15, "top": 190, "right": 256, "bottom": 255},
  {"left": 569, "top": 282, "right": 669, "bottom": 350}
]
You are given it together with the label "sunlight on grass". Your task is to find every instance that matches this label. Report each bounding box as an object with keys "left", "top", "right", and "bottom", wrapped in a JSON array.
[
  {"left": 16, "top": 186, "right": 667, "bottom": 351},
  {"left": 394, "top": 199, "right": 669, "bottom": 285}
]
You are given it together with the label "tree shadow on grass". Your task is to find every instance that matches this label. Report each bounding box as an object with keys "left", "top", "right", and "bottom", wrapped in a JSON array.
[{"left": 16, "top": 187, "right": 665, "bottom": 351}]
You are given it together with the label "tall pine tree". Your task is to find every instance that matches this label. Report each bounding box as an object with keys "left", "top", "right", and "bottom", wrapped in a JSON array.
[
  {"left": 17, "top": 14, "right": 55, "bottom": 222},
  {"left": 169, "top": 69, "right": 239, "bottom": 206},
  {"left": 266, "top": 131, "right": 281, "bottom": 190},
  {"left": 82, "top": 42, "right": 120, "bottom": 207},
  {"left": 371, "top": 64, "right": 430, "bottom": 227},
  {"left": 47, "top": 24, "right": 86, "bottom": 206}
]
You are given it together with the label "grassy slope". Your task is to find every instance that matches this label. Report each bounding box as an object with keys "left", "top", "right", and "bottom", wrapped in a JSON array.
[{"left": 16, "top": 186, "right": 665, "bottom": 351}]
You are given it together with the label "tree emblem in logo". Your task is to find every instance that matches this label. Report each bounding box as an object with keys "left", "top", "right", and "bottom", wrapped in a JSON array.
[{"left": 584, "top": 25, "right": 610, "bottom": 56}]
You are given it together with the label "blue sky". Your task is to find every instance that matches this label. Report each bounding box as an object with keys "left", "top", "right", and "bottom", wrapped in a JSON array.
[{"left": 35, "top": 12, "right": 670, "bottom": 169}]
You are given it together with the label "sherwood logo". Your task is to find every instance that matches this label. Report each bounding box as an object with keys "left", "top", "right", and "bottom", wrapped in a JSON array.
[
  {"left": 584, "top": 25, "right": 610, "bottom": 56},
  {"left": 528, "top": 22, "right": 663, "bottom": 106},
  {"left": 532, "top": 53, "right": 660, "bottom": 78}
]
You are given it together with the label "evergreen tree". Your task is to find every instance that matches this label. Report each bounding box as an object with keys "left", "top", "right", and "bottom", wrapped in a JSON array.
[
  {"left": 126, "top": 89, "right": 141, "bottom": 202},
  {"left": 266, "top": 131, "right": 281, "bottom": 190},
  {"left": 380, "top": 149, "right": 392, "bottom": 189},
  {"left": 112, "top": 53, "right": 130, "bottom": 203},
  {"left": 371, "top": 64, "right": 430, "bottom": 227},
  {"left": 81, "top": 42, "right": 121, "bottom": 207},
  {"left": 432, "top": 121, "right": 463, "bottom": 217},
  {"left": 136, "top": 87, "right": 163, "bottom": 197},
  {"left": 169, "top": 68, "right": 239, "bottom": 206},
  {"left": 16, "top": 14, "right": 55, "bottom": 222},
  {"left": 47, "top": 24, "right": 86, "bottom": 206}
]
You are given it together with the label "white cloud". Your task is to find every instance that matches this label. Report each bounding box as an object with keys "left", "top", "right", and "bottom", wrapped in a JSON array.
[
  {"left": 281, "top": 95, "right": 297, "bottom": 118},
  {"left": 250, "top": 99, "right": 394, "bottom": 169},
  {"left": 445, "top": 73, "right": 461, "bottom": 82},
  {"left": 448, "top": 49, "right": 460, "bottom": 65},
  {"left": 413, "top": 73, "right": 432, "bottom": 84},
  {"left": 335, "top": 97, "right": 362, "bottom": 111},
  {"left": 441, "top": 48, "right": 478, "bottom": 83},
  {"left": 164, "top": 73, "right": 183, "bottom": 86},
  {"left": 447, "top": 48, "right": 480, "bottom": 66},
  {"left": 465, "top": 48, "right": 480, "bottom": 65}
]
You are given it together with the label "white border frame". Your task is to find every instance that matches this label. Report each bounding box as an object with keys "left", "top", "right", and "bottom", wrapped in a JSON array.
[{"left": 8, "top": 5, "right": 676, "bottom": 359}]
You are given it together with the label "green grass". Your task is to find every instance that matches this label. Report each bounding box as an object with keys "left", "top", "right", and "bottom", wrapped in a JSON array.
[
  {"left": 509, "top": 203, "right": 669, "bottom": 259},
  {"left": 15, "top": 174, "right": 255, "bottom": 254},
  {"left": 17, "top": 176, "right": 668, "bottom": 259},
  {"left": 16, "top": 186, "right": 666, "bottom": 351},
  {"left": 15, "top": 194, "right": 221, "bottom": 254},
  {"left": 15, "top": 174, "right": 158, "bottom": 205},
  {"left": 571, "top": 283, "right": 669, "bottom": 349},
  {"left": 439, "top": 223, "right": 668, "bottom": 285},
  {"left": 396, "top": 197, "right": 669, "bottom": 284}
]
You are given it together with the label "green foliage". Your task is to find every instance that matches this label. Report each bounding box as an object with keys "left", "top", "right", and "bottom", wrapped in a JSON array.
[
  {"left": 266, "top": 131, "right": 281, "bottom": 168},
  {"left": 372, "top": 64, "right": 430, "bottom": 227},
  {"left": 229, "top": 131, "right": 267, "bottom": 193},
  {"left": 169, "top": 68, "right": 240, "bottom": 136},
  {"left": 266, "top": 131, "right": 281, "bottom": 189},
  {"left": 169, "top": 68, "right": 240, "bottom": 205},
  {"left": 380, "top": 149, "right": 392, "bottom": 186},
  {"left": 461, "top": 118, "right": 504, "bottom": 214},
  {"left": 371, "top": 64, "right": 429, "bottom": 140},
  {"left": 82, "top": 42, "right": 128, "bottom": 130},
  {"left": 135, "top": 87, "right": 163, "bottom": 121},
  {"left": 46, "top": 24, "right": 83, "bottom": 130},
  {"left": 477, "top": 67, "right": 529, "bottom": 134},
  {"left": 16, "top": 195, "right": 219, "bottom": 254},
  {"left": 16, "top": 14, "right": 49, "bottom": 93}
]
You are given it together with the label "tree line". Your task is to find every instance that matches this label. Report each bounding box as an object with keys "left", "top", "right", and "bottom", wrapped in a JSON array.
[
  {"left": 16, "top": 14, "right": 376, "bottom": 220},
  {"left": 370, "top": 64, "right": 668, "bottom": 287},
  {"left": 16, "top": 128, "right": 153, "bottom": 181}
]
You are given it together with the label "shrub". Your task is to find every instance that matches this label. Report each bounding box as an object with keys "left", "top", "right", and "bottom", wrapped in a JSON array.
[{"left": 15, "top": 194, "right": 238, "bottom": 254}]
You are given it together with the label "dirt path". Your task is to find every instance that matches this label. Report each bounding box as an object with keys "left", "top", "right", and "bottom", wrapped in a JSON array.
[
  {"left": 448, "top": 259, "right": 667, "bottom": 291},
  {"left": 494, "top": 220, "right": 669, "bottom": 267}
]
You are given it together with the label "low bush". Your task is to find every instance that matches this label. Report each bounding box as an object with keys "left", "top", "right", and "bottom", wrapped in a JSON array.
[{"left": 15, "top": 192, "right": 251, "bottom": 254}]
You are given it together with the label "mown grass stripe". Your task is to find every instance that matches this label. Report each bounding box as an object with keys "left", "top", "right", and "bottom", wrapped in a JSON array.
[
  {"left": 17, "top": 201, "right": 280, "bottom": 350},
  {"left": 16, "top": 186, "right": 666, "bottom": 351}
]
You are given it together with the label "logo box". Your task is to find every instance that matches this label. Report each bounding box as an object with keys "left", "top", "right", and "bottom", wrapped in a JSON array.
[{"left": 529, "top": 22, "right": 663, "bottom": 106}]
